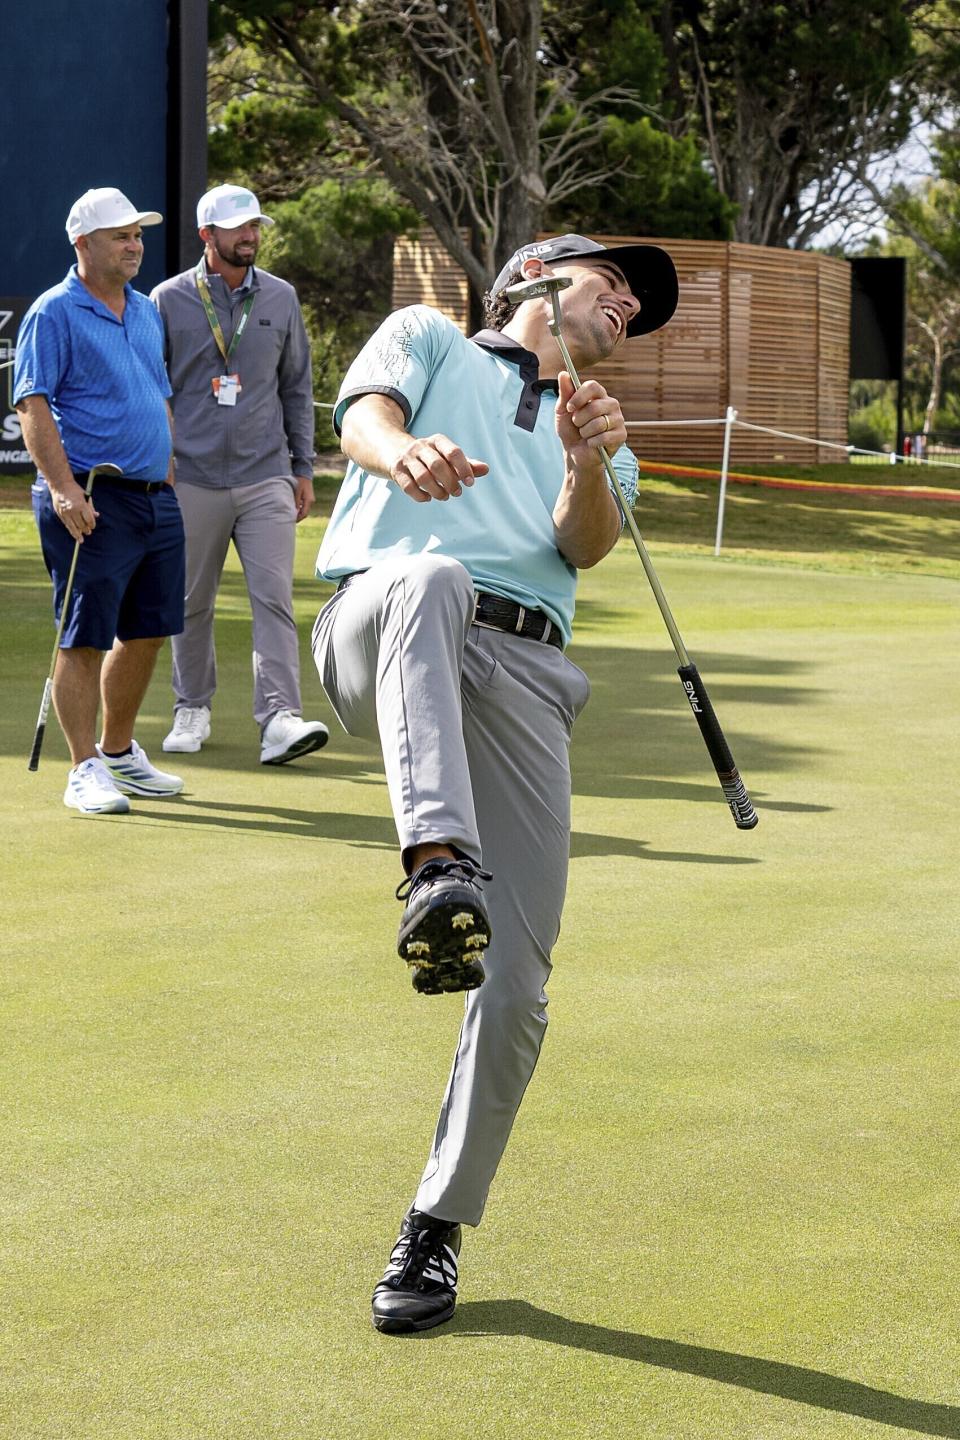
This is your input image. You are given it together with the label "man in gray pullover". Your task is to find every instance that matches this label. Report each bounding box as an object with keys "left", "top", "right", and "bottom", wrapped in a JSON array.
[{"left": 151, "top": 184, "right": 328, "bottom": 764}]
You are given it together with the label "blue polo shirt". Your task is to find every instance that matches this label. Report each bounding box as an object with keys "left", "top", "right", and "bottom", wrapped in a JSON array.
[
  {"left": 317, "top": 305, "right": 638, "bottom": 647},
  {"left": 14, "top": 266, "right": 172, "bottom": 480}
]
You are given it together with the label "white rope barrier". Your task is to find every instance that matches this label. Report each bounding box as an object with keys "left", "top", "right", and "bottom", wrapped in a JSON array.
[
  {"left": 312, "top": 395, "right": 958, "bottom": 469},
  {"left": 625, "top": 413, "right": 960, "bottom": 469},
  {"left": 733, "top": 418, "right": 852, "bottom": 454},
  {"left": 625, "top": 417, "right": 727, "bottom": 428},
  {"left": 628, "top": 410, "right": 960, "bottom": 555},
  {"left": 307, "top": 397, "right": 960, "bottom": 556}
]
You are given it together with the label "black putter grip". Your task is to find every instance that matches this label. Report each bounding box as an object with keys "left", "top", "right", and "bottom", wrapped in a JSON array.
[
  {"left": 677, "top": 663, "right": 758, "bottom": 830},
  {"left": 28, "top": 721, "right": 46, "bottom": 773}
]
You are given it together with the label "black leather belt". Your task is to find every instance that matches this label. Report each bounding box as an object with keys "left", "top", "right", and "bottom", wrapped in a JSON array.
[
  {"left": 474, "top": 592, "right": 563, "bottom": 649},
  {"left": 74, "top": 470, "right": 166, "bottom": 494},
  {"left": 335, "top": 574, "right": 563, "bottom": 650}
]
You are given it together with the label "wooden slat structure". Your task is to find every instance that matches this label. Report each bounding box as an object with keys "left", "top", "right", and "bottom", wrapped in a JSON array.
[
  {"left": 392, "top": 231, "right": 851, "bottom": 466},
  {"left": 392, "top": 232, "right": 471, "bottom": 318}
]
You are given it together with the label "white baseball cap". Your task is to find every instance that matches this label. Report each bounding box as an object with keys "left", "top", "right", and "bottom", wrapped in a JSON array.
[
  {"left": 66, "top": 187, "right": 163, "bottom": 244},
  {"left": 196, "top": 184, "right": 275, "bottom": 230}
]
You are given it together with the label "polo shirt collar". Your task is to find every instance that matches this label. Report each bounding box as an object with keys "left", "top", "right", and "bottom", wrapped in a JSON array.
[
  {"left": 202, "top": 258, "right": 259, "bottom": 295},
  {"left": 66, "top": 265, "right": 132, "bottom": 323},
  {"left": 470, "top": 328, "right": 556, "bottom": 382},
  {"left": 471, "top": 328, "right": 558, "bottom": 433}
]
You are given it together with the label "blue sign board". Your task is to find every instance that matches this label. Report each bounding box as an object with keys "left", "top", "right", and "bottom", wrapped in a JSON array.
[
  {"left": 0, "top": 0, "right": 206, "bottom": 471},
  {"left": 1, "top": 0, "right": 171, "bottom": 297}
]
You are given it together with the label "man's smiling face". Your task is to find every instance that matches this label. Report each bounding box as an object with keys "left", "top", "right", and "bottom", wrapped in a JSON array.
[
  {"left": 549, "top": 258, "right": 641, "bottom": 362},
  {"left": 205, "top": 220, "right": 263, "bottom": 269}
]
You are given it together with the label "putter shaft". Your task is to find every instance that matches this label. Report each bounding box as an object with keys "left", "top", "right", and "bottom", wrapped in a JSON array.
[
  {"left": 547, "top": 292, "right": 757, "bottom": 829},
  {"left": 547, "top": 299, "right": 690, "bottom": 666}
]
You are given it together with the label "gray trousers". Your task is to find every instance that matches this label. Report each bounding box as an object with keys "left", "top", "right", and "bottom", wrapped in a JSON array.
[
  {"left": 311, "top": 555, "right": 591, "bottom": 1226},
  {"left": 171, "top": 478, "right": 302, "bottom": 728}
]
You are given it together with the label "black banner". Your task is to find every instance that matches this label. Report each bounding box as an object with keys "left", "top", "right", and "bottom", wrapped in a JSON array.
[
  {"left": 849, "top": 257, "right": 906, "bottom": 382},
  {"left": 0, "top": 299, "right": 33, "bottom": 474}
]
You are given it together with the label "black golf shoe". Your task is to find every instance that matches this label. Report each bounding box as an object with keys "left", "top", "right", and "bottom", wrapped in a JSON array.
[
  {"left": 372, "top": 1208, "right": 462, "bottom": 1334},
  {"left": 396, "top": 857, "right": 492, "bottom": 994}
]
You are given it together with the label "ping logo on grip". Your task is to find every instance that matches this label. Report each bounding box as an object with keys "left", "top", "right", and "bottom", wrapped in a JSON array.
[{"left": 682, "top": 679, "right": 702, "bottom": 714}]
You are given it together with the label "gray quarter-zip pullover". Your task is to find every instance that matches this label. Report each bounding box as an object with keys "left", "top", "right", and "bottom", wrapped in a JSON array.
[{"left": 151, "top": 262, "right": 314, "bottom": 487}]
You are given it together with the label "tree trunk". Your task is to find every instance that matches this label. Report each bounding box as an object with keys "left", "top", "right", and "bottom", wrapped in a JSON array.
[{"left": 922, "top": 325, "right": 943, "bottom": 437}]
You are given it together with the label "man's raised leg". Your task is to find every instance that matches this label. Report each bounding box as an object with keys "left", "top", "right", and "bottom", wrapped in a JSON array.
[{"left": 313, "top": 554, "right": 491, "bottom": 993}]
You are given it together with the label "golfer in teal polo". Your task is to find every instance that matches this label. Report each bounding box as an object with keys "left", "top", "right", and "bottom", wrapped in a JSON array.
[{"left": 312, "top": 234, "right": 679, "bottom": 1334}]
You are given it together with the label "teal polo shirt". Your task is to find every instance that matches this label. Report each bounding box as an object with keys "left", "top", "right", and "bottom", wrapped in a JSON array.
[
  {"left": 14, "top": 266, "right": 172, "bottom": 480},
  {"left": 316, "top": 305, "right": 638, "bottom": 646}
]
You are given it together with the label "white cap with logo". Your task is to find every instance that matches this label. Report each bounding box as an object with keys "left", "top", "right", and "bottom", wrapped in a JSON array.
[
  {"left": 66, "top": 187, "right": 163, "bottom": 244},
  {"left": 196, "top": 184, "right": 275, "bottom": 230}
]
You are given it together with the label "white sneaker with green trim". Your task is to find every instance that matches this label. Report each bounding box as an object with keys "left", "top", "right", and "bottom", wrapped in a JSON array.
[
  {"left": 96, "top": 741, "right": 184, "bottom": 796},
  {"left": 63, "top": 758, "right": 131, "bottom": 815}
]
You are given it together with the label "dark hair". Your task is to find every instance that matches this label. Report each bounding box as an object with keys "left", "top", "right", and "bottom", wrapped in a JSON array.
[{"left": 481, "top": 267, "right": 524, "bottom": 331}]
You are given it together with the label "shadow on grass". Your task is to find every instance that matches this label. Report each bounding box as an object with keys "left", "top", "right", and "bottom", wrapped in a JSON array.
[
  {"left": 130, "top": 799, "right": 398, "bottom": 847},
  {"left": 593, "top": 775, "right": 830, "bottom": 816},
  {"left": 569, "top": 829, "right": 758, "bottom": 864},
  {"left": 149, "top": 749, "right": 383, "bottom": 780},
  {"left": 569, "top": 639, "right": 822, "bottom": 800},
  {"left": 128, "top": 799, "right": 759, "bottom": 865},
  {"left": 442, "top": 1300, "right": 960, "bottom": 1438}
]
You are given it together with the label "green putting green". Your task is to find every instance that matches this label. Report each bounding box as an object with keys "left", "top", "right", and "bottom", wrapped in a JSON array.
[{"left": 2, "top": 470, "right": 958, "bottom": 1439}]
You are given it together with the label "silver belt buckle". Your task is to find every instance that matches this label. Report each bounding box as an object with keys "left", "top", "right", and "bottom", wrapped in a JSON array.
[
  {"left": 472, "top": 593, "right": 499, "bottom": 634},
  {"left": 514, "top": 605, "right": 526, "bottom": 634}
]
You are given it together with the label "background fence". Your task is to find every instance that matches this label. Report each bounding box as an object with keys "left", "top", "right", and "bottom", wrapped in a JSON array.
[{"left": 393, "top": 230, "right": 851, "bottom": 468}]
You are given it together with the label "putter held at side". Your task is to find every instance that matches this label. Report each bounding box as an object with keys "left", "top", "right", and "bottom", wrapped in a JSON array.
[
  {"left": 504, "top": 275, "right": 758, "bottom": 830},
  {"left": 27, "top": 462, "right": 123, "bottom": 772}
]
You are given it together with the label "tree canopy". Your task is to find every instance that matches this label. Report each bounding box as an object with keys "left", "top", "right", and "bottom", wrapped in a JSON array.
[
  {"left": 207, "top": 0, "right": 960, "bottom": 436},
  {"left": 209, "top": 0, "right": 735, "bottom": 293},
  {"left": 659, "top": 0, "right": 923, "bottom": 248}
]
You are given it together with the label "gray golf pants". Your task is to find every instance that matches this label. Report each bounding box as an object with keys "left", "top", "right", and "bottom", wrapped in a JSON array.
[
  {"left": 311, "top": 554, "right": 591, "bottom": 1226},
  {"left": 171, "top": 478, "right": 303, "bottom": 728}
]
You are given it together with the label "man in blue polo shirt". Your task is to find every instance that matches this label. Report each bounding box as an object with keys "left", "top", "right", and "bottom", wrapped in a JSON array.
[
  {"left": 15, "top": 186, "right": 186, "bottom": 815},
  {"left": 312, "top": 234, "right": 678, "bottom": 1333}
]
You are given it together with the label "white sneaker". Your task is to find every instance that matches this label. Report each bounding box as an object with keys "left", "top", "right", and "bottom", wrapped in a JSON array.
[
  {"left": 64, "top": 757, "right": 131, "bottom": 814},
  {"left": 96, "top": 740, "right": 184, "bottom": 796},
  {"left": 163, "top": 706, "right": 211, "bottom": 753},
  {"left": 259, "top": 709, "right": 329, "bottom": 765}
]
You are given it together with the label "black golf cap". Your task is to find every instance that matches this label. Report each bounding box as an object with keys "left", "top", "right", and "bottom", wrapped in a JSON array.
[{"left": 490, "top": 233, "right": 679, "bottom": 338}]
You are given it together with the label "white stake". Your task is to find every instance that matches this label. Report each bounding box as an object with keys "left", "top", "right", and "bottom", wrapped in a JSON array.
[{"left": 714, "top": 405, "right": 738, "bottom": 556}]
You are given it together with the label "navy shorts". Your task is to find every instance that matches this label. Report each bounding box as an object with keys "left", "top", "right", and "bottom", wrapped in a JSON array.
[{"left": 33, "top": 477, "right": 186, "bottom": 650}]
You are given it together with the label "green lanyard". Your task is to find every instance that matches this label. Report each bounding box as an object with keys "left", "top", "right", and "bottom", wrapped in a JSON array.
[{"left": 195, "top": 261, "right": 256, "bottom": 366}]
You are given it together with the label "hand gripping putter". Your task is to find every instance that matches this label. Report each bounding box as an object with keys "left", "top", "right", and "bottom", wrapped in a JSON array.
[
  {"left": 27, "top": 462, "right": 123, "bottom": 772},
  {"left": 504, "top": 275, "right": 758, "bottom": 830}
]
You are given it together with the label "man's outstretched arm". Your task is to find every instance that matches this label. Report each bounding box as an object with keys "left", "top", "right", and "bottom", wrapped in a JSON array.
[{"left": 340, "top": 393, "right": 489, "bottom": 504}]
